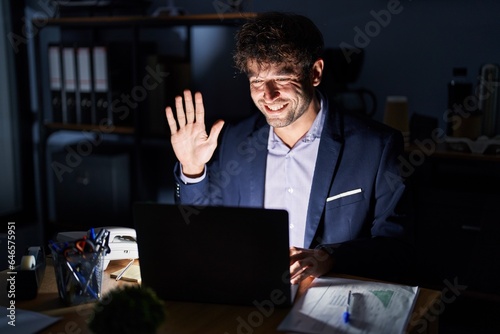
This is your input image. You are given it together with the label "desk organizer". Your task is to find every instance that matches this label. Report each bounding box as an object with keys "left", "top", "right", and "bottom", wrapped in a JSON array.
[
  {"left": 49, "top": 230, "right": 110, "bottom": 305},
  {"left": 50, "top": 246, "right": 105, "bottom": 305}
]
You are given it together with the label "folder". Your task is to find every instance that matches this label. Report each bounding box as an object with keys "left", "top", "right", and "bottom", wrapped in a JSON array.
[
  {"left": 48, "top": 45, "right": 63, "bottom": 123},
  {"left": 77, "top": 47, "right": 92, "bottom": 125},
  {"left": 92, "top": 46, "right": 110, "bottom": 126},
  {"left": 62, "top": 47, "right": 77, "bottom": 124}
]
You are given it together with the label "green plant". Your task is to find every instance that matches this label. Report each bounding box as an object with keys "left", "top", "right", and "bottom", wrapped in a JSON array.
[{"left": 88, "top": 285, "right": 165, "bottom": 334}]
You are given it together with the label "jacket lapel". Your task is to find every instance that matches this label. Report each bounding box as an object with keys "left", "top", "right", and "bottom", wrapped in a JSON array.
[
  {"left": 246, "top": 117, "right": 270, "bottom": 207},
  {"left": 304, "top": 108, "right": 344, "bottom": 248}
]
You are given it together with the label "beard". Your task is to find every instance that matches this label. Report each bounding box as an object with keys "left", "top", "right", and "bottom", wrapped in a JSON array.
[{"left": 257, "top": 90, "right": 313, "bottom": 129}]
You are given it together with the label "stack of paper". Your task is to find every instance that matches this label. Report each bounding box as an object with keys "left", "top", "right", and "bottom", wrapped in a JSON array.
[{"left": 278, "top": 277, "right": 419, "bottom": 334}]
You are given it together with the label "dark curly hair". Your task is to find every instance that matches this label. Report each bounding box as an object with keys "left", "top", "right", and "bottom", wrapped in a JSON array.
[{"left": 233, "top": 12, "right": 324, "bottom": 78}]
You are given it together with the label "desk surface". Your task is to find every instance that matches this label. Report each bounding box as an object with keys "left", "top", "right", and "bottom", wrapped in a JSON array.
[{"left": 1, "top": 258, "right": 441, "bottom": 334}]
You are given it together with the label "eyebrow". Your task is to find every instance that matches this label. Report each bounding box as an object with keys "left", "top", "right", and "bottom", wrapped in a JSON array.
[{"left": 248, "top": 67, "right": 298, "bottom": 79}]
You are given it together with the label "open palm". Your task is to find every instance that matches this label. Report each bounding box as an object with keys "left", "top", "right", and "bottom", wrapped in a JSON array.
[{"left": 165, "top": 90, "right": 224, "bottom": 176}]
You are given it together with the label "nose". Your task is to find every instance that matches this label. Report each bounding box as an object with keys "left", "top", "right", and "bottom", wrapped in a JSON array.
[{"left": 263, "top": 81, "right": 280, "bottom": 101}]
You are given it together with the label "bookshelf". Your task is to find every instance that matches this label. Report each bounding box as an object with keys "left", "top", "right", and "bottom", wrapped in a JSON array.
[{"left": 33, "top": 13, "right": 256, "bottom": 239}]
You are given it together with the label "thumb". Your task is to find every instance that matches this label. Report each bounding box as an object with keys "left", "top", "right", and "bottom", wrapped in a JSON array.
[{"left": 207, "top": 119, "right": 225, "bottom": 145}]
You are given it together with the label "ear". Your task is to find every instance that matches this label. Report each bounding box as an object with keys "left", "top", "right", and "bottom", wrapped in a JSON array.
[{"left": 311, "top": 59, "right": 324, "bottom": 87}]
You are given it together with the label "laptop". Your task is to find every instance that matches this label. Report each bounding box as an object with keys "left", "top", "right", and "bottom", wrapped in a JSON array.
[{"left": 133, "top": 203, "right": 294, "bottom": 307}]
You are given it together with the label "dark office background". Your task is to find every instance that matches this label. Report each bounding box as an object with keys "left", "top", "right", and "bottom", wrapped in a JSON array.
[{"left": 1, "top": 1, "right": 499, "bottom": 333}]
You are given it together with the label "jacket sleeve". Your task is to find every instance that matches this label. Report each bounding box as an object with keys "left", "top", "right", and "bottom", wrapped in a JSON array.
[{"left": 173, "top": 162, "right": 214, "bottom": 205}]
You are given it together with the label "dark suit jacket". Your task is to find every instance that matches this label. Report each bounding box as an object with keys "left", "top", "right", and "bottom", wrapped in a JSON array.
[{"left": 174, "top": 103, "right": 415, "bottom": 282}]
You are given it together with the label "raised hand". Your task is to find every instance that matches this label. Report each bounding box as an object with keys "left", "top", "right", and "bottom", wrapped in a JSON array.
[{"left": 165, "top": 90, "right": 224, "bottom": 177}]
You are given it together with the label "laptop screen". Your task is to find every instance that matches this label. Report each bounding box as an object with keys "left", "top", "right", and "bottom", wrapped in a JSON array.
[{"left": 133, "top": 203, "right": 292, "bottom": 307}]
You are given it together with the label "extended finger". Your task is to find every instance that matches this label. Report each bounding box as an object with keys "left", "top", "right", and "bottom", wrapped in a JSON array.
[
  {"left": 165, "top": 106, "right": 178, "bottom": 135},
  {"left": 194, "top": 91, "right": 205, "bottom": 126},
  {"left": 207, "top": 119, "right": 225, "bottom": 146},
  {"left": 175, "top": 95, "right": 186, "bottom": 127},
  {"left": 184, "top": 90, "right": 195, "bottom": 124}
]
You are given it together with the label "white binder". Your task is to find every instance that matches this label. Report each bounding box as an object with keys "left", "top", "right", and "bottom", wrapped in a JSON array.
[
  {"left": 62, "top": 47, "right": 77, "bottom": 124},
  {"left": 48, "top": 45, "right": 62, "bottom": 123},
  {"left": 77, "top": 47, "right": 92, "bottom": 124}
]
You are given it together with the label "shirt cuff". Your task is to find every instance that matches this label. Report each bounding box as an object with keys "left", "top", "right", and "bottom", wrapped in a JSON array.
[{"left": 179, "top": 164, "right": 207, "bottom": 184}]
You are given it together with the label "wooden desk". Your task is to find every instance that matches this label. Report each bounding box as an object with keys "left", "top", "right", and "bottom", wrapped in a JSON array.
[{"left": 1, "top": 258, "right": 441, "bottom": 334}]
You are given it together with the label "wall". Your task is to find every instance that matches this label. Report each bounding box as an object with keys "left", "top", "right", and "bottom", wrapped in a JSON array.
[
  {"left": 172, "top": 0, "right": 500, "bottom": 128},
  {"left": 0, "top": 0, "right": 21, "bottom": 215}
]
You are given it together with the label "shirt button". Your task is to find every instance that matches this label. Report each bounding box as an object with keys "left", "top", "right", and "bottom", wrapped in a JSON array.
[
  {"left": 287, "top": 187, "right": 293, "bottom": 193},
  {"left": 289, "top": 223, "right": 294, "bottom": 229}
]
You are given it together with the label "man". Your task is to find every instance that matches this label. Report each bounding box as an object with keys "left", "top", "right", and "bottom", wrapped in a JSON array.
[{"left": 165, "top": 12, "right": 414, "bottom": 284}]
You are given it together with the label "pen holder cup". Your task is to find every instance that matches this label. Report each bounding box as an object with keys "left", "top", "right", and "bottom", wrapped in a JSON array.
[{"left": 50, "top": 245, "right": 105, "bottom": 305}]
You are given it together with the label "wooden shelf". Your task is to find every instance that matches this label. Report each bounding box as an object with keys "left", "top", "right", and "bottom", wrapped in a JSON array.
[
  {"left": 33, "top": 12, "right": 257, "bottom": 28},
  {"left": 45, "top": 122, "right": 134, "bottom": 135}
]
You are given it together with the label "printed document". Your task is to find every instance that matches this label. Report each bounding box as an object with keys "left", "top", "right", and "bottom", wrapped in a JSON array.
[{"left": 278, "top": 277, "right": 419, "bottom": 334}]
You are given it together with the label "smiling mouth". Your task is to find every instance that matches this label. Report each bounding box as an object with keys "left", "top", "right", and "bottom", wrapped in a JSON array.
[{"left": 265, "top": 103, "right": 288, "bottom": 112}]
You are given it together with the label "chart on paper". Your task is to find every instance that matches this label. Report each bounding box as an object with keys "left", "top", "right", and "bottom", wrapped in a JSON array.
[{"left": 278, "top": 277, "right": 419, "bottom": 334}]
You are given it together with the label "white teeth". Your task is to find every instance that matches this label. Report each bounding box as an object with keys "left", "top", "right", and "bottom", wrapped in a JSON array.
[{"left": 268, "top": 104, "right": 285, "bottom": 111}]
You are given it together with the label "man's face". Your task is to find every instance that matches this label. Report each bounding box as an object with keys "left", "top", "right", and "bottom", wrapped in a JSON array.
[{"left": 247, "top": 61, "right": 316, "bottom": 129}]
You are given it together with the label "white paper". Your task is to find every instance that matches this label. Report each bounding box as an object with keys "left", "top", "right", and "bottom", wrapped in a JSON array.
[{"left": 278, "top": 277, "right": 419, "bottom": 334}]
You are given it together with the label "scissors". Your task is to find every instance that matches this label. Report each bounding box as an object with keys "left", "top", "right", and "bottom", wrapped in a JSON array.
[
  {"left": 75, "top": 236, "right": 95, "bottom": 253},
  {"left": 63, "top": 236, "right": 95, "bottom": 260}
]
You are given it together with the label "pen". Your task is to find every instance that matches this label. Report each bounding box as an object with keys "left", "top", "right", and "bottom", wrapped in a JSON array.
[
  {"left": 66, "top": 261, "right": 98, "bottom": 298},
  {"left": 49, "top": 240, "right": 62, "bottom": 253},
  {"left": 343, "top": 290, "right": 351, "bottom": 323},
  {"left": 89, "top": 227, "right": 96, "bottom": 241},
  {"left": 115, "top": 259, "right": 135, "bottom": 281}
]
